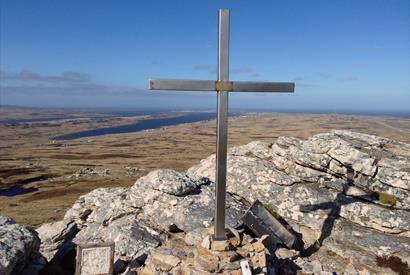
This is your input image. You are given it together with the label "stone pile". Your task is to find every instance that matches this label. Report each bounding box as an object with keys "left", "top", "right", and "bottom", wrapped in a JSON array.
[
  {"left": 124, "top": 166, "right": 144, "bottom": 177},
  {"left": 67, "top": 167, "right": 110, "bottom": 179},
  {"left": 139, "top": 229, "right": 277, "bottom": 274}
]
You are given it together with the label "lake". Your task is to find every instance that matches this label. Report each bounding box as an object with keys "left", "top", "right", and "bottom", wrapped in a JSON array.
[
  {"left": 55, "top": 112, "right": 218, "bottom": 140},
  {"left": 0, "top": 185, "right": 39, "bottom": 197}
]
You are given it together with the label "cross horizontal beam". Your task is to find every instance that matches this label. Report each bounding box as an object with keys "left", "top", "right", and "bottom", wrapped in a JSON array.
[
  {"left": 148, "top": 9, "right": 296, "bottom": 241},
  {"left": 149, "top": 79, "right": 295, "bottom": 93}
]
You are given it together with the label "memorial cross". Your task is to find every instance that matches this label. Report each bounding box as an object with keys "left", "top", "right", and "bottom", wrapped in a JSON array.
[{"left": 149, "top": 9, "right": 295, "bottom": 240}]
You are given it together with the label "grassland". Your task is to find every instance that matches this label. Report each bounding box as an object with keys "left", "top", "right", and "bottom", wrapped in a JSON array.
[{"left": 0, "top": 107, "right": 409, "bottom": 227}]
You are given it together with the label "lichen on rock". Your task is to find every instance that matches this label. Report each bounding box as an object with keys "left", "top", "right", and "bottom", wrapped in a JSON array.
[{"left": 2, "top": 130, "right": 409, "bottom": 274}]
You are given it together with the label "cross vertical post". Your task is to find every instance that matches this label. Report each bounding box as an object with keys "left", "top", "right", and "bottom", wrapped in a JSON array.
[
  {"left": 148, "top": 8, "right": 295, "bottom": 242},
  {"left": 214, "top": 9, "right": 230, "bottom": 240}
]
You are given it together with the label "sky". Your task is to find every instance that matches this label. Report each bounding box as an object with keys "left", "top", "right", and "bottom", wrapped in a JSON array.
[{"left": 0, "top": 0, "right": 409, "bottom": 112}]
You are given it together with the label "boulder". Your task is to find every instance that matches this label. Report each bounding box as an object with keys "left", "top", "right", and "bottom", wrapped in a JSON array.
[
  {"left": 36, "top": 220, "right": 78, "bottom": 261},
  {"left": 0, "top": 216, "right": 45, "bottom": 275}
]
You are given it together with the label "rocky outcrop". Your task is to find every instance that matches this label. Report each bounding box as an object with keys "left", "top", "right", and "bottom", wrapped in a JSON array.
[
  {"left": 188, "top": 130, "right": 410, "bottom": 229},
  {"left": 187, "top": 130, "right": 410, "bottom": 273},
  {"left": 67, "top": 167, "right": 110, "bottom": 179},
  {"left": 37, "top": 170, "right": 246, "bottom": 265},
  {"left": 34, "top": 130, "right": 410, "bottom": 274},
  {"left": 0, "top": 216, "right": 46, "bottom": 275}
]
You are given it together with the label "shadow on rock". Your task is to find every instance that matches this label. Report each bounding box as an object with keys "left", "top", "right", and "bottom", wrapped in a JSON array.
[
  {"left": 299, "top": 168, "right": 379, "bottom": 257},
  {"left": 39, "top": 242, "right": 76, "bottom": 275}
]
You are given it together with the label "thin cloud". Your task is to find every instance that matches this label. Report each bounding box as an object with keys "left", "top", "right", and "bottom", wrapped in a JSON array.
[
  {"left": 231, "top": 66, "right": 252, "bottom": 74},
  {"left": 194, "top": 64, "right": 217, "bottom": 74},
  {"left": 353, "top": 45, "right": 382, "bottom": 53},
  {"left": 0, "top": 70, "right": 90, "bottom": 83},
  {"left": 319, "top": 73, "right": 331, "bottom": 79},
  {"left": 0, "top": 70, "right": 146, "bottom": 97},
  {"left": 340, "top": 76, "right": 358, "bottom": 82},
  {"left": 231, "top": 65, "right": 260, "bottom": 77},
  {"left": 0, "top": 84, "right": 146, "bottom": 97},
  {"left": 292, "top": 76, "right": 305, "bottom": 81},
  {"left": 290, "top": 76, "right": 315, "bottom": 87},
  {"left": 296, "top": 83, "right": 315, "bottom": 87},
  {"left": 194, "top": 64, "right": 260, "bottom": 78}
]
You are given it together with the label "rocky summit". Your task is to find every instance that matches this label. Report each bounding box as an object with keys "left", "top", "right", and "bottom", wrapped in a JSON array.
[{"left": 1, "top": 130, "right": 410, "bottom": 274}]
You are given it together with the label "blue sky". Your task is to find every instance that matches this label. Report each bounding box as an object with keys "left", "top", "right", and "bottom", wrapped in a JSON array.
[{"left": 0, "top": 0, "right": 409, "bottom": 111}]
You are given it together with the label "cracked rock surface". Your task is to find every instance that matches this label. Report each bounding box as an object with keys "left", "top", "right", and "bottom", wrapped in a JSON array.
[
  {"left": 0, "top": 216, "right": 46, "bottom": 275},
  {"left": 21, "top": 130, "right": 410, "bottom": 274},
  {"left": 187, "top": 130, "right": 410, "bottom": 273},
  {"left": 37, "top": 170, "right": 246, "bottom": 265}
]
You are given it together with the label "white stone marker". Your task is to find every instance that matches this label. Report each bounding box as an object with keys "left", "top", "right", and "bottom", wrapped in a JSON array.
[
  {"left": 240, "top": 260, "right": 253, "bottom": 275},
  {"left": 75, "top": 243, "right": 114, "bottom": 275}
]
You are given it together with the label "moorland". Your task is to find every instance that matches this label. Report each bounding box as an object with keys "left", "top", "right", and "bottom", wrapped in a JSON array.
[{"left": 0, "top": 106, "right": 409, "bottom": 227}]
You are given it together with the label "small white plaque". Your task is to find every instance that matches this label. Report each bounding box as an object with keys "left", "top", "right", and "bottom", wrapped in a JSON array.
[{"left": 75, "top": 243, "right": 114, "bottom": 275}]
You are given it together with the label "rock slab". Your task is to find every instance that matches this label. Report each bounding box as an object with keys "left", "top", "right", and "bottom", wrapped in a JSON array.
[{"left": 0, "top": 216, "right": 45, "bottom": 275}]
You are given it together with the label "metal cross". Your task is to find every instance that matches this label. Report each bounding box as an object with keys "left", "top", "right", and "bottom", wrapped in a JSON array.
[{"left": 149, "top": 9, "right": 295, "bottom": 240}]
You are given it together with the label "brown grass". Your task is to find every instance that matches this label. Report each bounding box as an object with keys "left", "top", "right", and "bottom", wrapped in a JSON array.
[{"left": 0, "top": 111, "right": 409, "bottom": 227}]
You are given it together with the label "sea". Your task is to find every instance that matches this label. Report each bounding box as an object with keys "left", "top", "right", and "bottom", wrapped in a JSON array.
[
  {"left": 56, "top": 108, "right": 409, "bottom": 140},
  {"left": 3, "top": 108, "right": 409, "bottom": 141}
]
